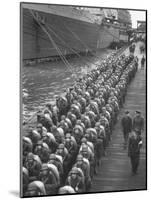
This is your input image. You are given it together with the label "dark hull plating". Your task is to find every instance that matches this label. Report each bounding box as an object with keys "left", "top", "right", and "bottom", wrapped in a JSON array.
[{"left": 22, "top": 8, "right": 128, "bottom": 61}]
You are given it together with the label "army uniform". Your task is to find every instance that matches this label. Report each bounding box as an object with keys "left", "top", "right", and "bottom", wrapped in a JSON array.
[{"left": 128, "top": 132, "right": 142, "bottom": 174}]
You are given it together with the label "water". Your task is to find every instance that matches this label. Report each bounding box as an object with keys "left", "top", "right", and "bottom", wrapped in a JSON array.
[{"left": 22, "top": 49, "right": 113, "bottom": 122}]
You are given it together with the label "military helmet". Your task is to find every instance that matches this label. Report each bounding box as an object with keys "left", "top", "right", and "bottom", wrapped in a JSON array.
[{"left": 77, "top": 154, "right": 83, "bottom": 162}]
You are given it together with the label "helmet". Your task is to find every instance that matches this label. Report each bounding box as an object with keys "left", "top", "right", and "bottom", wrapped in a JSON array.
[
  {"left": 81, "top": 137, "right": 87, "bottom": 144},
  {"left": 31, "top": 130, "right": 41, "bottom": 143},
  {"left": 23, "top": 167, "right": 29, "bottom": 177},
  {"left": 70, "top": 167, "right": 79, "bottom": 175},
  {"left": 49, "top": 153, "right": 56, "bottom": 161},
  {"left": 26, "top": 181, "right": 46, "bottom": 196},
  {"left": 58, "top": 186, "right": 75, "bottom": 194},
  {"left": 23, "top": 137, "right": 33, "bottom": 153},
  {"left": 37, "top": 123, "right": 43, "bottom": 129},
  {"left": 57, "top": 127, "right": 64, "bottom": 138},
  {"left": 58, "top": 143, "right": 65, "bottom": 149},
  {"left": 26, "top": 152, "right": 34, "bottom": 160},
  {"left": 81, "top": 143, "right": 88, "bottom": 152},
  {"left": 65, "top": 133, "right": 71, "bottom": 141},
  {"left": 77, "top": 154, "right": 83, "bottom": 162}
]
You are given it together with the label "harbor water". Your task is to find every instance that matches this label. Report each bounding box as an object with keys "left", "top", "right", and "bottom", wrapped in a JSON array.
[{"left": 22, "top": 49, "right": 114, "bottom": 122}]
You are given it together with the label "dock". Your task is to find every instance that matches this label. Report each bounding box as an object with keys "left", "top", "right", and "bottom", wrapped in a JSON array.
[{"left": 91, "top": 42, "right": 146, "bottom": 192}]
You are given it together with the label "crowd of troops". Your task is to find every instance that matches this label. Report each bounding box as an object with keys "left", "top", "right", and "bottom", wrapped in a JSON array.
[{"left": 22, "top": 49, "right": 139, "bottom": 197}]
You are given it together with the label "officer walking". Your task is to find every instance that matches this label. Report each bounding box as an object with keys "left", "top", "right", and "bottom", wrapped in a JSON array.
[
  {"left": 133, "top": 111, "right": 144, "bottom": 135},
  {"left": 128, "top": 131, "right": 142, "bottom": 175},
  {"left": 141, "top": 55, "right": 145, "bottom": 69},
  {"left": 121, "top": 111, "right": 132, "bottom": 148}
]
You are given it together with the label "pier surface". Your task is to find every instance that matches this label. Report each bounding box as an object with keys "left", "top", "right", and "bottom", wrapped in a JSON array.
[{"left": 91, "top": 42, "right": 146, "bottom": 192}]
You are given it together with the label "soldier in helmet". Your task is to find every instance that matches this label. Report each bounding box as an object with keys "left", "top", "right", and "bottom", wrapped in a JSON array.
[
  {"left": 39, "top": 163, "right": 60, "bottom": 195},
  {"left": 24, "top": 181, "right": 46, "bottom": 197},
  {"left": 56, "top": 143, "right": 70, "bottom": 179},
  {"left": 48, "top": 153, "right": 64, "bottom": 185},
  {"left": 24, "top": 152, "right": 42, "bottom": 182},
  {"left": 42, "top": 132, "right": 58, "bottom": 153},
  {"left": 23, "top": 167, "right": 29, "bottom": 195},
  {"left": 23, "top": 137, "right": 33, "bottom": 165},
  {"left": 66, "top": 167, "right": 85, "bottom": 193},
  {"left": 64, "top": 133, "right": 78, "bottom": 164},
  {"left": 27, "top": 129, "right": 41, "bottom": 150},
  {"left": 34, "top": 141, "right": 50, "bottom": 163},
  {"left": 74, "top": 154, "right": 91, "bottom": 191}
]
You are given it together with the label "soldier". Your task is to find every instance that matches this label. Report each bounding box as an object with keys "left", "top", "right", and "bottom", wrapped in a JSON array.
[
  {"left": 23, "top": 167, "right": 29, "bottom": 195},
  {"left": 133, "top": 111, "right": 144, "bottom": 135},
  {"left": 74, "top": 154, "right": 91, "bottom": 191},
  {"left": 24, "top": 152, "right": 42, "bottom": 182},
  {"left": 141, "top": 55, "right": 145, "bottom": 69},
  {"left": 66, "top": 167, "right": 85, "bottom": 193},
  {"left": 39, "top": 163, "right": 60, "bottom": 195},
  {"left": 121, "top": 111, "right": 132, "bottom": 147},
  {"left": 128, "top": 131, "right": 143, "bottom": 175},
  {"left": 34, "top": 141, "right": 50, "bottom": 163},
  {"left": 24, "top": 181, "right": 46, "bottom": 196}
]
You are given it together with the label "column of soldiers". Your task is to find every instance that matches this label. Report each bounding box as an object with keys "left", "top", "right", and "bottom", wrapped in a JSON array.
[{"left": 22, "top": 51, "right": 138, "bottom": 197}]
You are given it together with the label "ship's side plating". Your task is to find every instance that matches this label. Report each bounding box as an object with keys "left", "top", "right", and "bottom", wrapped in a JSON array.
[{"left": 22, "top": 5, "right": 129, "bottom": 61}]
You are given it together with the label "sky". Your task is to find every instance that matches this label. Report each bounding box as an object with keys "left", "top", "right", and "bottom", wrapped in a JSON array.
[{"left": 129, "top": 10, "right": 146, "bottom": 28}]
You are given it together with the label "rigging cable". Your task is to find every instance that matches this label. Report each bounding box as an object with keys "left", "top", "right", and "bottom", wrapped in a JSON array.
[{"left": 29, "top": 9, "right": 76, "bottom": 76}]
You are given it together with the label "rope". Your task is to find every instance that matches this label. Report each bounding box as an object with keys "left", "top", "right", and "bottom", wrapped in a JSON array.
[
  {"left": 45, "top": 24, "right": 90, "bottom": 67},
  {"left": 45, "top": 24, "right": 104, "bottom": 68},
  {"left": 63, "top": 22, "right": 101, "bottom": 60},
  {"left": 30, "top": 10, "right": 76, "bottom": 75}
]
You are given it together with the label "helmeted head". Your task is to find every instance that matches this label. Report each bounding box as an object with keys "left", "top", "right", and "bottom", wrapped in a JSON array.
[
  {"left": 25, "top": 152, "right": 35, "bottom": 169},
  {"left": 65, "top": 133, "right": 71, "bottom": 142},
  {"left": 81, "top": 137, "right": 87, "bottom": 144},
  {"left": 70, "top": 167, "right": 79, "bottom": 179},
  {"left": 25, "top": 181, "right": 46, "bottom": 196},
  {"left": 49, "top": 153, "right": 56, "bottom": 161},
  {"left": 23, "top": 137, "right": 33, "bottom": 156},
  {"left": 30, "top": 130, "right": 41, "bottom": 144},
  {"left": 57, "top": 143, "right": 65, "bottom": 155},
  {"left": 76, "top": 154, "right": 83, "bottom": 165},
  {"left": 61, "top": 115, "right": 66, "bottom": 121},
  {"left": 102, "top": 107, "right": 106, "bottom": 113},
  {"left": 81, "top": 144, "right": 89, "bottom": 158},
  {"left": 37, "top": 123, "right": 43, "bottom": 134},
  {"left": 39, "top": 164, "right": 49, "bottom": 182}
]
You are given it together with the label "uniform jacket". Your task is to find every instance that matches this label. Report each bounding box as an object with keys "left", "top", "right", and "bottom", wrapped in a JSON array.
[
  {"left": 121, "top": 115, "right": 132, "bottom": 133},
  {"left": 128, "top": 135, "right": 142, "bottom": 157},
  {"left": 133, "top": 116, "right": 144, "bottom": 131}
]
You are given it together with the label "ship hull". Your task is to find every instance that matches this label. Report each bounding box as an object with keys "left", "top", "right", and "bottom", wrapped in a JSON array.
[{"left": 22, "top": 7, "right": 127, "bottom": 61}]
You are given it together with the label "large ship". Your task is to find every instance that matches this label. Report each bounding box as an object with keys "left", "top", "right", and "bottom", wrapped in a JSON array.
[{"left": 21, "top": 3, "right": 132, "bottom": 62}]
